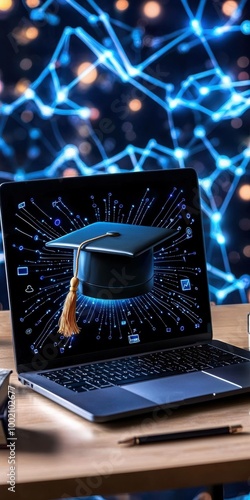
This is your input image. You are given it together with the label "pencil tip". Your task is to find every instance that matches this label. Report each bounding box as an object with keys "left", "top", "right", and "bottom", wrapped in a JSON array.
[{"left": 118, "top": 438, "right": 134, "bottom": 446}]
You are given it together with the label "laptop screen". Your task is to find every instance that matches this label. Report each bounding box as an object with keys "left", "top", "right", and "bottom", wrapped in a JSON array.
[{"left": 0, "top": 168, "right": 212, "bottom": 370}]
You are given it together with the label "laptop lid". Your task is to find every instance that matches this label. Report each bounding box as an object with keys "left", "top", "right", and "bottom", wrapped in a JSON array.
[{"left": 0, "top": 168, "right": 212, "bottom": 374}]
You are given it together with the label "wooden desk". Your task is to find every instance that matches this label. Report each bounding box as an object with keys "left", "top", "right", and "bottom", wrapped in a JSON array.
[{"left": 0, "top": 304, "right": 250, "bottom": 500}]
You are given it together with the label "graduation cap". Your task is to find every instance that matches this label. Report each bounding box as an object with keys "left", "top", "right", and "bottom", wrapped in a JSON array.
[{"left": 46, "top": 222, "right": 175, "bottom": 337}]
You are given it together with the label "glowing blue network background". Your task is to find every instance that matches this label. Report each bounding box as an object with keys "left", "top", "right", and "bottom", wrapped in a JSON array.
[{"left": 0, "top": 0, "right": 250, "bottom": 308}]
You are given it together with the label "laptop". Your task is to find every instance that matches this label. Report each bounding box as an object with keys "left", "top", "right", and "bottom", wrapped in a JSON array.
[{"left": 1, "top": 168, "right": 250, "bottom": 422}]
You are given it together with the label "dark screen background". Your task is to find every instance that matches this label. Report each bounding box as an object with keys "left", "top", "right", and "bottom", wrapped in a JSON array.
[{"left": 0, "top": 169, "right": 212, "bottom": 367}]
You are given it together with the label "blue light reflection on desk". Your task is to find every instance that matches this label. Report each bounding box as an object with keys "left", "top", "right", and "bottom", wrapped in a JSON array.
[{"left": 0, "top": 0, "right": 250, "bottom": 307}]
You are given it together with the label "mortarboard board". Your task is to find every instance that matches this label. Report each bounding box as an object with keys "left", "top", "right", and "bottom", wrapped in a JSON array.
[{"left": 46, "top": 222, "right": 175, "bottom": 336}]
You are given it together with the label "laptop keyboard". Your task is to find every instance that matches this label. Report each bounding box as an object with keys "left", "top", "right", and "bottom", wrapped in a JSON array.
[{"left": 40, "top": 344, "right": 249, "bottom": 393}]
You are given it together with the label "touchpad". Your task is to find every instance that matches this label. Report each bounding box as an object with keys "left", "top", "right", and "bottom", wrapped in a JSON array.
[{"left": 122, "top": 371, "right": 236, "bottom": 405}]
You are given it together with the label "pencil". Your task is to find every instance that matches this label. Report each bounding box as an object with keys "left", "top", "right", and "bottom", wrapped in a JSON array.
[{"left": 118, "top": 424, "right": 243, "bottom": 446}]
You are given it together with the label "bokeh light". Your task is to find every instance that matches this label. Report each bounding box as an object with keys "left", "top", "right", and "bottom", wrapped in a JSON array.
[
  {"left": 115, "top": 0, "right": 129, "bottom": 11},
  {"left": 143, "top": 1, "right": 161, "bottom": 18},
  {"left": 128, "top": 99, "right": 142, "bottom": 112},
  {"left": 237, "top": 56, "right": 249, "bottom": 68},
  {"left": 62, "top": 168, "right": 80, "bottom": 177},
  {"left": 238, "top": 185, "right": 250, "bottom": 201},
  {"left": 25, "top": 26, "right": 39, "bottom": 40},
  {"left": 0, "top": 0, "right": 13, "bottom": 12},
  {"left": 25, "top": 0, "right": 40, "bottom": 7},
  {"left": 243, "top": 246, "right": 250, "bottom": 258},
  {"left": 14, "top": 79, "right": 30, "bottom": 94},
  {"left": 222, "top": 1, "right": 238, "bottom": 17},
  {"left": 77, "top": 62, "right": 98, "bottom": 85},
  {"left": 20, "top": 58, "right": 32, "bottom": 70}
]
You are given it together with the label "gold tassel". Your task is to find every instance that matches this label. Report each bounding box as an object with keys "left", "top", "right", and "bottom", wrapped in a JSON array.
[
  {"left": 58, "top": 231, "right": 120, "bottom": 337},
  {"left": 58, "top": 276, "right": 81, "bottom": 337}
]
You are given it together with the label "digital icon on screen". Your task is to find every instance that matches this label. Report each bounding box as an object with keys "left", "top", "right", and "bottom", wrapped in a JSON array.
[
  {"left": 25, "top": 285, "right": 34, "bottom": 293},
  {"left": 180, "top": 278, "right": 191, "bottom": 291},
  {"left": 17, "top": 266, "right": 28, "bottom": 276},
  {"left": 128, "top": 333, "right": 140, "bottom": 344}
]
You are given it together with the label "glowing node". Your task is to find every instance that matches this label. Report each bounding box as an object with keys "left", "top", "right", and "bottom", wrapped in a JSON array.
[
  {"left": 212, "top": 212, "right": 221, "bottom": 223},
  {"left": 216, "top": 290, "right": 226, "bottom": 300},
  {"left": 107, "top": 165, "right": 120, "bottom": 173},
  {"left": 212, "top": 113, "right": 220, "bottom": 122},
  {"left": 240, "top": 274, "right": 250, "bottom": 286},
  {"left": 178, "top": 43, "right": 189, "bottom": 53},
  {"left": 226, "top": 273, "right": 234, "bottom": 283},
  {"left": 59, "top": 53, "right": 69, "bottom": 66},
  {"left": 57, "top": 87, "right": 68, "bottom": 103},
  {"left": 168, "top": 98, "right": 180, "bottom": 109},
  {"left": 40, "top": 105, "right": 53, "bottom": 117},
  {"left": 128, "top": 66, "right": 139, "bottom": 77},
  {"left": 115, "top": 0, "right": 129, "bottom": 11},
  {"left": 0, "top": 0, "right": 13, "bottom": 11},
  {"left": 238, "top": 184, "right": 250, "bottom": 201},
  {"left": 88, "top": 15, "right": 98, "bottom": 24},
  {"left": 63, "top": 145, "right": 78, "bottom": 160},
  {"left": 128, "top": 99, "right": 142, "bottom": 112},
  {"left": 126, "top": 145, "right": 135, "bottom": 155},
  {"left": 29, "top": 128, "right": 41, "bottom": 139},
  {"left": 241, "top": 21, "right": 250, "bottom": 34},
  {"left": 216, "top": 156, "right": 231, "bottom": 169},
  {"left": 143, "top": 1, "right": 161, "bottom": 19},
  {"left": 194, "top": 126, "right": 206, "bottom": 138},
  {"left": 199, "top": 87, "right": 209, "bottom": 96},
  {"left": 99, "top": 50, "right": 112, "bottom": 63},
  {"left": 1, "top": 104, "right": 11, "bottom": 115},
  {"left": 24, "top": 87, "right": 35, "bottom": 99},
  {"left": 213, "top": 27, "right": 224, "bottom": 36},
  {"left": 148, "top": 138, "right": 156, "bottom": 148},
  {"left": 30, "top": 8, "right": 44, "bottom": 21},
  {"left": 216, "top": 233, "right": 226, "bottom": 245},
  {"left": 191, "top": 19, "right": 202, "bottom": 35},
  {"left": 243, "top": 148, "right": 250, "bottom": 158},
  {"left": 174, "top": 148, "right": 187, "bottom": 159},
  {"left": 77, "top": 62, "right": 98, "bottom": 85},
  {"left": 78, "top": 107, "right": 91, "bottom": 119},
  {"left": 221, "top": 75, "right": 231, "bottom": 86},
  {"left": 235, "top": 167, "right": 244, "bottom": 176},
  {"left": 200, "top": 178, "right": 212, "bottom": 191},
  {"left": 232, "top": 92, "right": 243, "bottom": 103}
]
